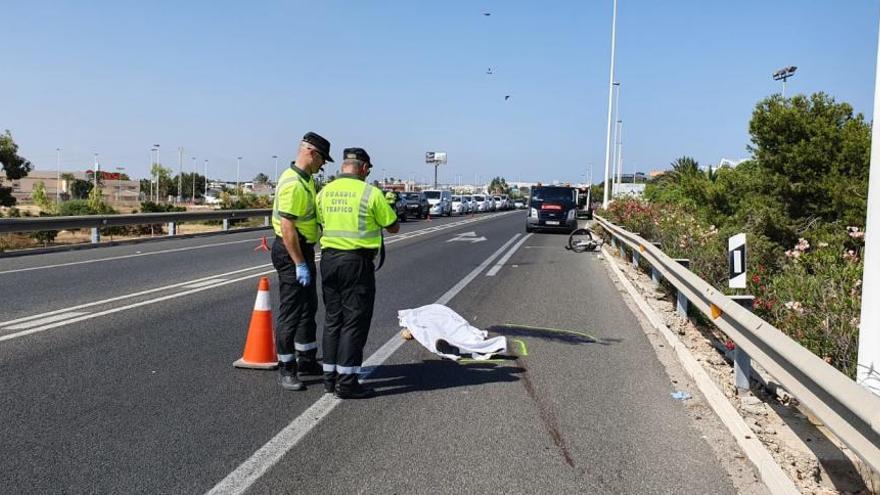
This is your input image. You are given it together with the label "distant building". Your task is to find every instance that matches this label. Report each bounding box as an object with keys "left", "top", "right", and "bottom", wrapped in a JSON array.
[{"left": 1, "top": 169, "right": 140, "bottom": 205}]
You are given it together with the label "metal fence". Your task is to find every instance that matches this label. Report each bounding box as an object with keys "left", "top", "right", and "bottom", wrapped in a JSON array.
[
  {"left": 0, "top": 209, "right": 272, "bottom": 243},
  {"left": 595, "top": 214, "right": 880, "bottom": 475}
]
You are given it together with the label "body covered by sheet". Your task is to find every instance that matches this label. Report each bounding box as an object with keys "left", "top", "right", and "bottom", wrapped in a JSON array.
[{"left": 397, "top": 304, "right": 507, "bottom": 360}]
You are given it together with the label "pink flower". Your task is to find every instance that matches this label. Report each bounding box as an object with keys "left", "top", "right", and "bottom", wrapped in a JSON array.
[
  {"left": 843, "top": 250, "right": 860, "bottom": 263},
  {"left": 795, "top": 238, "right": 810, "bottom": 252}
]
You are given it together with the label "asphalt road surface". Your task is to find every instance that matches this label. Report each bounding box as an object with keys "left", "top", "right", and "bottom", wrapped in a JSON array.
[{"left": 0, "top": 211, "right": 747, "bottom": 493}]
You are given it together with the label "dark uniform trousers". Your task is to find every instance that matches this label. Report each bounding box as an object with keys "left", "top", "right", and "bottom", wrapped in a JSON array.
[
  {"left": 271, "top": 237, "right": 318, "bottom": 363},
  {"left": 320, "top": 248, "right": 377, "bottom": 390}
]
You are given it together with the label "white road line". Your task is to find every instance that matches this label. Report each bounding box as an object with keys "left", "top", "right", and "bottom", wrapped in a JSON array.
[
  {"left": 182, "top": 279, "right": 227, "bottom": 289},
  {"left": 0, "top": 269, "right": 277, "bottom": 343},
  {"left": 205, "top": 232, "right": 523, "bottom": 495},
  {"left": 0, "top": 265, "right": 272, "bottom": 328},
  {"left": 0, "top": 236, "right": 269, "bottom": 276},
  {"left": 0, "top": 211, "right": 518, "bottom": 338},
  {"left": 3, "top": 312, "right": 89, "bottom": 330},
  {"left": 486, "top": 233, "right": 531, "bottom": 276}
]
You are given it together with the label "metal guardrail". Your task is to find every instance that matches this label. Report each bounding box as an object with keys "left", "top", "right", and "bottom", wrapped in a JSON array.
[
  {"left": 0, "top": 209, "right": 272, "bottom": 243},
  {"left": 595, "top": 214, "right": 880, "bottom": 475}
]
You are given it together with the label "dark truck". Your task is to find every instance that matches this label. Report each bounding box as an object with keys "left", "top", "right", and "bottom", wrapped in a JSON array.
[
  {"left": 400, "top": 191, "right": 429, "bottom": 219},
  {"left": 525, "top": 185, "right": 578, "bottom": 233}
]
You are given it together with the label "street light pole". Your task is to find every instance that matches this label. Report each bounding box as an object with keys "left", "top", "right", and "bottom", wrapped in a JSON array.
[
  {"left": 602, "top": 0, "right": 618, "bottom": 209},
  {"left": 204, "top": 159, "right": 209, "bottom": 199},
  {"left": 56, "top": 148, "right": 61, "bottom": 203},
  {"left": 273, "top": 155, "right": 278, "bottom": 184},
  {"left": 236, "top": 156, "right": 242, "bottom": 193},
  {"left": 858, "top": 27, "right": 880, "bottom": 395},
  {"left": 177, "top": 147, "right": 183, "bottom": 204},
  {"left": 616, "top": 120, "right": 624, "bottom": 187},
  {"left": 154, "top": 144, "right": 160, "bottom": 202},
  {"left": 93, "top": 153, "right": 99, "bottom": 189},
  {"left": 191, "top": 157, "right": 197, "bottom": 202}
]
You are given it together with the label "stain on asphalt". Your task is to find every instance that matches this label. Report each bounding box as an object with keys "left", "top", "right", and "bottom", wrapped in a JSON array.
[{"left": 516, "top": 357, "right": 575, "bottom": 468}]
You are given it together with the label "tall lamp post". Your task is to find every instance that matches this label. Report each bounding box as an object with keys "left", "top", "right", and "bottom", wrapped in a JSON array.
[
  {"left": 191, "top": 157, "right": 197, "bottom": 203},
  {"left": 272, "top": 155, "right": 278, "bottom": 184},
  {"left": 204, "top": 159, "right": 209, "bottom": 199},
  {"left": 236, "top": 156, "right": 242, "bottom": 194},
  {"left": 153, "top": 144, "right": 160, "bottom": 202},
  {"left": 56, "top": 148, "right": 62, "bottom": 202},
  {"left": 602, "top": 0, "right": 619, "bottom": 208},
  {"left": 773, "top": 66, "right": 797, "bottom": 97}
]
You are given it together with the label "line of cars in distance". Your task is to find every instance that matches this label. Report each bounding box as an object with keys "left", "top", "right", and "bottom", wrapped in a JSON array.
[{"left": 381, "top": 189, "right": 526, "bottom": 221}]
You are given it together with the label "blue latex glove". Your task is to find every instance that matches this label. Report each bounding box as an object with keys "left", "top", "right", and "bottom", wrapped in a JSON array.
[{"left": 295, "top": 262, "right": 311, "bottom": 286}]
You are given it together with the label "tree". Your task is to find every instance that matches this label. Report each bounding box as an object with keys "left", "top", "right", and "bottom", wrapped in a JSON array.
[
  {"left": 70, "top": 179, "right": 93, "bottom": 200},
  {"left": 31, "top": 181, "right": 54, "bottom": 211},
  {"left": 151, "top": 163, "right": 173, "bottom": 201},
  {"left": 748, "top": 92, "right": 870, "bottom": 227},
  {"left": 0, "top": 130, "right": 33, "bottom": 206},
  {"left": 253, "top": 173, "right": 270, "bottom": 184},
  {"left": 488, "top": 176, "right": 509, "bottom": 195}
]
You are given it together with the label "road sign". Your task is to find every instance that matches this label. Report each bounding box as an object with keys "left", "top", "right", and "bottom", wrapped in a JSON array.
[
  {"left": 425, "top": 152, "right": 435, "bottom": 163},
  {"left": 728, "top": 233, "right": 746, "bottom": 289},
  {"left": 447, "top": 231, "right": 486, "bottom": 243}
]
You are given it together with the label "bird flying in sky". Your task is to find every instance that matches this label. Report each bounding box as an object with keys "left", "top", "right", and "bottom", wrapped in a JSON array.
[{"left": 504, "top": 95, "right": 511, "bottom": 101}]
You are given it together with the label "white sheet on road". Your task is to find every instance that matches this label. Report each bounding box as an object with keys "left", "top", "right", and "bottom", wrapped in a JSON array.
[{"left": 397, "top": 304, "right": 507, "bottom": 361}]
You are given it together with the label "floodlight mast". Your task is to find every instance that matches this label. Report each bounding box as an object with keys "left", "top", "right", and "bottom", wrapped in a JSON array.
[{"left": 772, "top": 66, "right": 797, "bottom": 97}]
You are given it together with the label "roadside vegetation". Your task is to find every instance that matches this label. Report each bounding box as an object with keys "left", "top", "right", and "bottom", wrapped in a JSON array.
[{"left": 600, "top": 92, "right": 869, "bottom": 378}]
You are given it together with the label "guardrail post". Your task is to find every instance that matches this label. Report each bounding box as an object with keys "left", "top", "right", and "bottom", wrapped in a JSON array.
[
  {"left": 167, "top": 222, "right": 176, "bottom": 237},
  {"left": 90, "top": 227, "right": 100, "bottom": 244},
  {"left": 650, "top": 242, "right": 662, "bottom": 286},
  {"left": 222, "top": 219, "right": 230, "bottom": 231},
  {"left": 674, "top": 259, "right": 690, "bottom": 316},
  {"left": 730, "top": 295, "right": 756, "bottom": 394},
  {"left": 263, "top": 216, "right": 270, "bottom": 227}
]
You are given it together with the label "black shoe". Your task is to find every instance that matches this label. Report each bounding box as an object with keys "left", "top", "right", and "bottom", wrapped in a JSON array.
[
  {"left": 323, "top": 379, "right": 336, "bottom": 394},
  {"left": 279, "top": 362, "right": 305, "bottom": 391},
  {"left": 335, "top": 384, "right": 376, "bottom": 400},
  {"left": 297, "top": 359, "right": 323, "bottom": 376}
]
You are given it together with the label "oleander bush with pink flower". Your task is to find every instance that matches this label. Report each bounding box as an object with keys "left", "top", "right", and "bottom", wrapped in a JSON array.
[{"left": 600, "top": 92, "right": 869, "bottom": 378}]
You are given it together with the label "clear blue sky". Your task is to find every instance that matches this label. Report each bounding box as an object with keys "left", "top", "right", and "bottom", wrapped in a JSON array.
[{"left": 2, "top": 0, "right": 878, "bottom": 185}]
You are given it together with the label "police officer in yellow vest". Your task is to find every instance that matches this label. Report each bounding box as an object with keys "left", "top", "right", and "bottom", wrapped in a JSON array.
[
  {"left": 271, "top": 131, "right": 333, "bottom": 391},
  {"left": 317, "top": 148, "right": 399, "bottom": 399}
]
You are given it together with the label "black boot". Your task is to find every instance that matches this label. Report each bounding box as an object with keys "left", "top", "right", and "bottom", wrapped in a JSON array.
[
  {"left": 279, "top": 361, "right": 305, "bottom": 391},
  {"left": 297, "top": 359, "right": 323, "bottom": 376},
  {"left": 335, "top": 375, "right": 375, "bottom": 399},
  {"left": 297, "top": 350, "right": 323, "bottom": 376}
]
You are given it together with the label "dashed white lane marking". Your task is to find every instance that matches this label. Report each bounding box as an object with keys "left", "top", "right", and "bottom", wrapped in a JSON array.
[
  {"left": 204, "top": 232, "right": 523, "bottom": 495},
  {"left": 486, "top": 233, "right": 531, "bottom": 276},
  {"left": 3, "top": 312, "right": 89, "bottom": 330}
]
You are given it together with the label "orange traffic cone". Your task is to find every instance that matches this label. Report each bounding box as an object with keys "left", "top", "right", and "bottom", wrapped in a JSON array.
[{"left": 233, "top": 277, "right": 279, "bottom": 369}]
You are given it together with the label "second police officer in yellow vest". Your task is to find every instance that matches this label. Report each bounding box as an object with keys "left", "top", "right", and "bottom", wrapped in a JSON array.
[
  {"left": 316, "top": 148, "right": 399, "bottom": 399},
  {"left": 270, "top": 132, "right": 333, "bottom": 391}
]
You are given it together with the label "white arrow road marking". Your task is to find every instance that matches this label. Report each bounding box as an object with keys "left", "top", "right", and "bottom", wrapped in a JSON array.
[{"left": 446, "top": 231, "right": 487, "bottom": 243}]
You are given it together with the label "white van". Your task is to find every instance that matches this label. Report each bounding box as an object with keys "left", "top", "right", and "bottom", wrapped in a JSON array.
[{"left": 424, "top": 190, "right": 452, "bottom": 216}]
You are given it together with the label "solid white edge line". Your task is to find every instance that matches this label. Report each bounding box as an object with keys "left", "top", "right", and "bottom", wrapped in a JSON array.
[
  {"left": 485, "top": 233, "right": 531, "bottom": 276},
  {"left": 600, "top": 246, "right": 799, "bottom": 495},
  {"left": 205, "top": 231, "right": 523, "bottom": 495}
]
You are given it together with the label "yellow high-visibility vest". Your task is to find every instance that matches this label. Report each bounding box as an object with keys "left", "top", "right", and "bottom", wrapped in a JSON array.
[{"left": 317, "top": 175, "right": 397, "bottom": 250}]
